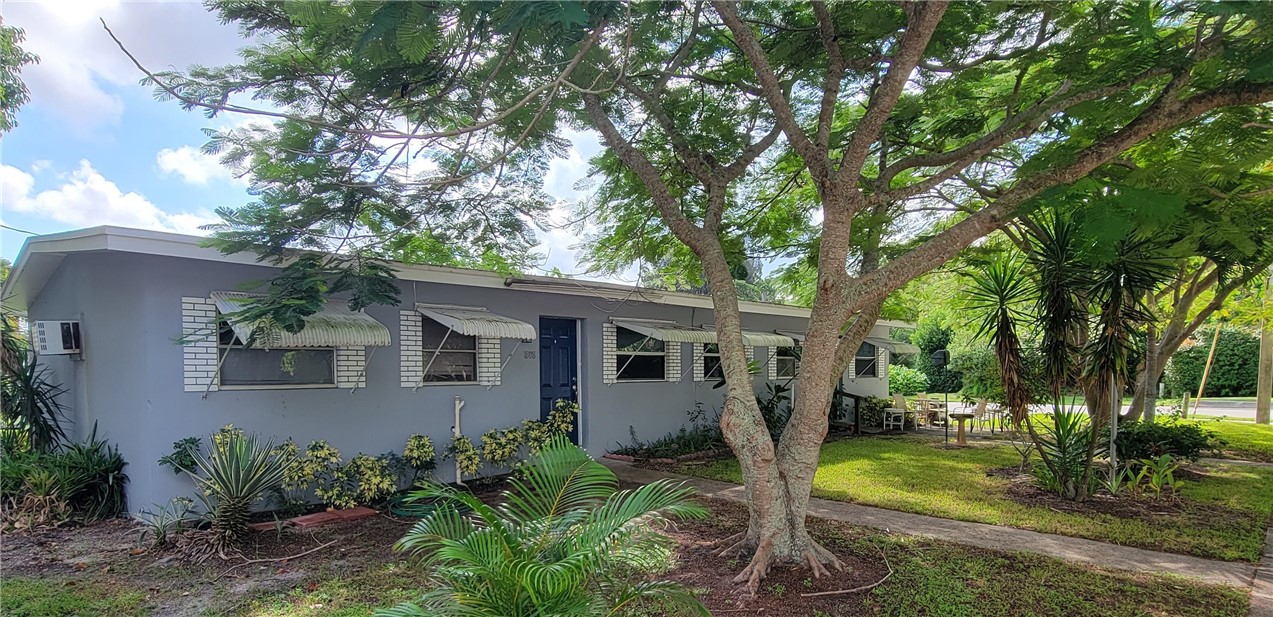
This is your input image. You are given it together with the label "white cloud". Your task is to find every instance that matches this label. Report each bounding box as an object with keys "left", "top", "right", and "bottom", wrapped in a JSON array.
[
  {"left": 1, "top": 160, "right": 218, "bottom": 235},
  {"left": 5, "top": 2, "right": 251, "bottom": 132},
  {"left": 157, "top": 146, "right": 239, "bottom": 185}
]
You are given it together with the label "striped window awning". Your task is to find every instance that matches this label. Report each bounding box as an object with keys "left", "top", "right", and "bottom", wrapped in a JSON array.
[
  {"left": 865, "top": 336, "right": 920, "bottom": 355},
  {"left": 211, "top": 291, "right": 392, "bottom": 348},
  {"left": 416, "top": 304, "right": 536, "bottom": 340},
  {"left": 774, "top": 331, "right": 918, "bottom": 354},
  {"left": 741, "top": 331, "right": 797, "bottom": 347},
  {"left": 612, "top": 318, "right": 796, "bottom": 347}
]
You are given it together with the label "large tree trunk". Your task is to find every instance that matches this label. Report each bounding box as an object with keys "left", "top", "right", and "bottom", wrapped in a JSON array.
[{"left": 697, "top": 244, "right": 850, "bottom": 593}]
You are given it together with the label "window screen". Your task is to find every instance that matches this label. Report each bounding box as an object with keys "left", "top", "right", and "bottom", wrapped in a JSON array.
[
  {"left": 218, "top": 322, "right": 335, "bottom": 387},
  {"left": 420, "top": 316, "right": 478, "bottom": 383},
  {"left": 854, "top": 342, "right": 878, "bottom": 378},
  {"left": 615, "top": 326, "right": 666, "bottom": 381},
  {"left": 776, "top": 346, "right": 800, "bottom": 378},
  {"left": 702, "top": 343, "right": 722, "bottom": 380}
]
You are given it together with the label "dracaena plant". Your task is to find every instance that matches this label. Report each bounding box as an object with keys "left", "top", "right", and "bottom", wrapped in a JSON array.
[
  {"left": 379, "top": 435, "right": 709, "bottom": 617},
  {"left": 189, "top": 432, "right": 291, "bottom": 549}
]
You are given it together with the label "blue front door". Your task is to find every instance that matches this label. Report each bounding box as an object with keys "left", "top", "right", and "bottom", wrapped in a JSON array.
[{"left": 539, "top": 317, "right": 579, "bottom": 443}]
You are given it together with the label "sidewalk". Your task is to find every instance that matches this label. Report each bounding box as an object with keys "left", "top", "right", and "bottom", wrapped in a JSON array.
[
  {"left": 1251, "top": 530, "right": 1273, "bottom": 617},
  {"left": 603, "top": 459, "right": 1258, "bottom": 589}
]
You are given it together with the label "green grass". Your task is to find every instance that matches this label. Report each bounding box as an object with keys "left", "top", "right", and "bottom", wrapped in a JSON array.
[
  {"left": 0, "top": 579, "right": 147, "bottom": 617},
  {"left": 679, "top": 436, "right": 1273, "bottom": 562},
  {"left": 1201, "top": 419, "right": 1273, "bottom": 462},
  {"left": 856, "top": 533, "right": 1248, "bottom": 617},
  {"left": 225, "top": 562, "right": 432, "bottom": 617}
]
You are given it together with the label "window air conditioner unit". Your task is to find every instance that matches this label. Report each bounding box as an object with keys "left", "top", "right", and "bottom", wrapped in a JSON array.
[{"left": 33, "top": 320, "right": 82, "bottom": 355}]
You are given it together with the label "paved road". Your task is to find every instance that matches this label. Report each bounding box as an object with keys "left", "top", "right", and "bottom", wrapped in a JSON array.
[{"left": 939, "top": 398, "right": 1268, "bottom": 421}]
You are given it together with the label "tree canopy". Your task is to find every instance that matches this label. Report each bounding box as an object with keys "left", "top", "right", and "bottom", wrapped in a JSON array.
[{"left": 124, "top": 0, "right": 1273, "bottom": 589}]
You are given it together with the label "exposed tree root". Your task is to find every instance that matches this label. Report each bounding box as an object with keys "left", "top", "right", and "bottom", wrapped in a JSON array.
[
  {"left": 731, "top": 537, "right": 773, "bottom": 595},
  {"left": 727, "top": 535, "right": 845, "bottom": 595},
  {"left": 805, "top": 538, "right": 844, "bottom": 576},
  {"left": 715, "top": 531, "right": 754, "bottom": 558}
]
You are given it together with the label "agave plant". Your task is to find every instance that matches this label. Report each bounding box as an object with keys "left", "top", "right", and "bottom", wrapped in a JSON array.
[
  {"left": 188, "top": 432, "right": 291, "bottom": 548},
  {"left": 379, "top": 435, "right": 709, "bottom": 617}
]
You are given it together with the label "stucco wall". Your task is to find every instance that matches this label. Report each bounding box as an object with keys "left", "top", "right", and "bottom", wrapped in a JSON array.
[{"left": 29, "top": 252, "right": 892, "bottom": 510}]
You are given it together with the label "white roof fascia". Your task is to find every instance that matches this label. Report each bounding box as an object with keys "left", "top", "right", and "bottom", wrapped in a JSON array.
[{"left": 1, "top": 227, "right": 911, "bottom": 326}]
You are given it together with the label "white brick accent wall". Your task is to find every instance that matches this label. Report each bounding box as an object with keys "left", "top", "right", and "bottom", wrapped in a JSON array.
[
  {"left": 602, "top": 322, "right": 617, "bottom": 384},
  {"left": 877, "top": 346, "right": 888, "bottom": 379},
  {"left": 767, "top": 347, "right": 779, "bottom": 380},
  {"left": 693, "top": 344, "right": 751, "bottom": 382},
  {"left": 477, "top": 337, "right": 502, "bottom": 386},
  {"left": 182, "top": 297, "right": 219, "bottom": 392},
  {"left": 335, "top": 347, "right": 367, "bottom": 388},
  {"left": 400, "top": 310, "right": 423, "bottom": 387},
  {"left": 664, "top": 342, "right": 681, "bottom": 382}
]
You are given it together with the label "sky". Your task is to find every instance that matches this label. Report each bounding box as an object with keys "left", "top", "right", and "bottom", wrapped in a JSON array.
[{"left": 0, "top": 0, "right": 611, "bottom": 279}]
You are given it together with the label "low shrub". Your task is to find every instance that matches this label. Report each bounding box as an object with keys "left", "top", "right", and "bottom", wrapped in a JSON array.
[
  {"left": 1116, "top": 419, "right": 1222, "bottom": 462},
  {"left": 0, "top": 426, "right": 129, "bottom": 527},
  {"left": 445, "top": 434, "right": 481, "bottom": 479},
  {"left": 888, "top": 365, "right": 929, "bottom": 396},
  {"left": 613, "top": 404, "right": 724, "bottom": 459},
  {"left": 857, "top": 396, "right": 892, "bottom": 429},
  {"left": 384, "top": 435, "right": 708, "bottom": 616}
]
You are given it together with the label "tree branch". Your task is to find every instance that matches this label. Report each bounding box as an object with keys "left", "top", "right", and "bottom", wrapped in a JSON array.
[
  {"left": 846, "top": 80, "right": 1273, "bottom": 314},
  {"left": 710, "top": 0, "right": 829, "bottom": 180},
  {"left": 835, "top": 1, "right": 949, "bottom": 185}
]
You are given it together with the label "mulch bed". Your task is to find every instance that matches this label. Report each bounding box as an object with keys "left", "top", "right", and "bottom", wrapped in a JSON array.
[
  {"left": 987, "top": 465, "right": 1249, "bottom": 526},
  {"left": 663, "top": 498, "right": 892, "bottom": 616}
]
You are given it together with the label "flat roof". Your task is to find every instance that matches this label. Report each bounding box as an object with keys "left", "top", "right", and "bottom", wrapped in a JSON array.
[{"left": 0, "top": 225, "right": 914, "bottom": 327}]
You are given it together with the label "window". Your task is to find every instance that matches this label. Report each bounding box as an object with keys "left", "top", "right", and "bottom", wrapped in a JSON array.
[
  {"left": 420, "top": 316, "right": 478, "bottom": 383},
  {"left": 702, "top": 344, "right": 722, "bottom": 380},
  {"left": 218, "top": 324, "right": 335, "bottom": 387},
  {"left": 854, "top": 342, "right": 878, "bottom": 378},
  {"left": 776, "top": 346, "right": 800, "bottom": 379},
  {"left": 615, "top": 326, "right": 666, "bottom": 381}
]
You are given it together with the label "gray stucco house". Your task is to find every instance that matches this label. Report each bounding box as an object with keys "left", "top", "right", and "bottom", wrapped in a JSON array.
[{"left": 2, "top": 226, "right": 910, "bottom": 510}]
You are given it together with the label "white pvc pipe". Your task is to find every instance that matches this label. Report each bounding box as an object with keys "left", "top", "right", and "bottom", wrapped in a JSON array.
[{"left": 453, "top": 395, "right": 465, "bottom": 485}]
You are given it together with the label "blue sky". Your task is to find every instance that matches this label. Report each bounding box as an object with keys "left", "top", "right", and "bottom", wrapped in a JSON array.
[{"left": 1, "top": 1, "right": 608, "bottom": 278}]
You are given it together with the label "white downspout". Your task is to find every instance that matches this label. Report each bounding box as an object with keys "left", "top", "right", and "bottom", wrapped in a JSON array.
[{"left": 452, "top": 395, "right": 465, "bottom": 485}]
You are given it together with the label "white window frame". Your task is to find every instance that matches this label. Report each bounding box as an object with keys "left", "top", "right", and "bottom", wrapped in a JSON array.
[
  {"left": 614, "top": 326, "right": 667, "bottom": 382},
  {"left": 216, "top": 321, "right": 338, "bottom": 390},
  {"left": 418, "top": 315, "right": 480, "bottom": 385},
  {"left": 854, "top": 342, "right": 879, "bottom": 378},
  {"left": 775, "top": 346, "right": 801, "bottom": 379},
  {"left": 700, "top": 343, "right": 723, "bottom": 380}
]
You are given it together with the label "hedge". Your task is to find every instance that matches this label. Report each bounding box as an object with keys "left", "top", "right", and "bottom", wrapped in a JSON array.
[{"left": 1164, "top": 327, "right": 1260, "bottom": 397}]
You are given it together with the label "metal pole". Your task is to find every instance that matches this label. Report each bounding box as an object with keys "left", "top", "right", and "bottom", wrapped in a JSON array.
[{"left": 1109, "top": 375, "right": 1119, "bottom": 481}]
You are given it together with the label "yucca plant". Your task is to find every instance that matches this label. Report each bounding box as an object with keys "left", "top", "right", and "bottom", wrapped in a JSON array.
[
  {"left": 0, "top": 354, "right": 68, "bottom": 452},
  {"left": 379, "top": 435, "right": 709, "bottom": 617},
  {"left": 188, "top": 432, "right": 291, "bottom": 549},
  {"left": 1033, "top": 407, "right": 1107, "bottom": 499}
]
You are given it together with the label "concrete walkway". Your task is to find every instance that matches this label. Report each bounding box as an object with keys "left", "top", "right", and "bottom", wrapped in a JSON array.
[
  {"left": 603, "top": 459, "right": 1258, "bottom": 588},
  {"left": 1251, "top": 530, "right": 1273, "bottom": 617}
]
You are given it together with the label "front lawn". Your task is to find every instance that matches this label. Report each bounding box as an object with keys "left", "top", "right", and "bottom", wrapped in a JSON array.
[
  {"left": 0, "top": 579, "right": 147, "bottom": 617},
  {"left": 1, "top": 497, "right": 1249, "bottom": 617},
  {"left": 677, "top": 435, "right": 1273, "bottom": 562},
  {"left": 1201, "top": 419, "right": 1273, "bottom": 462},
  {"left": 660, "top": 498, "right": 1248, "bottom": 617}
]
